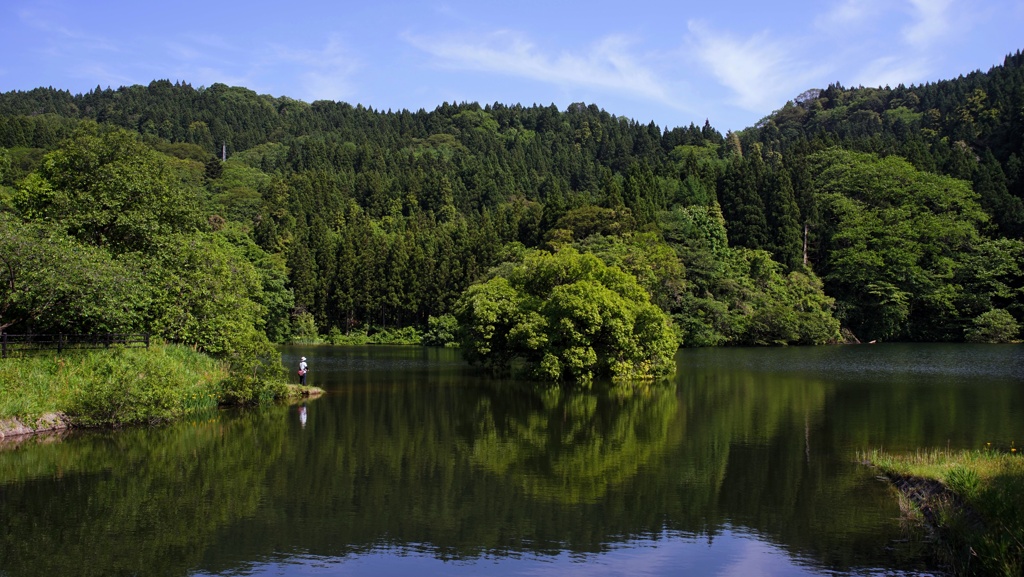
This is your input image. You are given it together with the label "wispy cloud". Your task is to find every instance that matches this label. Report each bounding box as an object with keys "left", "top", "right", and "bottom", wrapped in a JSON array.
[
  {"left": 686, "top": 21, "right": 826, "bottom": 112},
  {"left": 903, "top": 0, "right": 952, "bottom": 48},
  {"left": 15, "top": 7, "right": 134, "bottom": 88},
  {"left": 816, "top": 0, "right": 881, "bottom": 28},
  {"left": 175, "top": 66, "right": 252, "bottom": 91},
  {"left": 844, "top": 0, "right": 951, "bottom": 87},
  {"left": 267, "top": 35, "right": 361, "bottom": 100},
  {"left": 404, "top": 30, "right": 676, "bottom": 106},
  {"left": 17, "top": 7, "right": 119, "bottom": 54},
  {"left": 853, "top": 55, "right": 931, "bottom": 88},
  {"left": 166, "top": 34, "right": 240, "bottom": 63},
  {"left": 161, "top": 34, "right": 360, "bottom": 100},
  {"left": 70, "top": 63, "right": 136, "bottom": 88},
  {"left": 156, "top": 35, "right": 254, "bottom": 89},
  {"left": 809, "top": 0, "right": 955, "bottom": 89}
]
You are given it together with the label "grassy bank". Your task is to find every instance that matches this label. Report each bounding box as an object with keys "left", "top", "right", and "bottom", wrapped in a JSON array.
[
  {"left": 0, "top": 344, "right": 304, "bottom": 430},
  {"left": 863, "top": 448, "right": 1024, "bottom": 576}
]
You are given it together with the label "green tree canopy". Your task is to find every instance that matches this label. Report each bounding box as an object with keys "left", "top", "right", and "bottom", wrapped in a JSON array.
[
  {"left": 810, "top": 148, "right": 1001, "bottom": 341},
  {"left": 454, "top": 248, "right": 679, "bottom": 386},
  {"left": 144, "top": 231, "right": 266, "bottom": 356},
  {"left": 0, "top": 214, "right": 144, "bottom": 333},
  {"left": 12, "top": 123, "right": 201, "bottom": 254}
]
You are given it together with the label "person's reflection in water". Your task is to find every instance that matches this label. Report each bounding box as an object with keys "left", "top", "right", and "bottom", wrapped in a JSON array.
[{"left": 299, "top": 404, "right": 307, "bottom": 428}]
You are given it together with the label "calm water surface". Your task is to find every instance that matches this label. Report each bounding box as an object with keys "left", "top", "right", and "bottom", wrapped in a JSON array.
[{"left": 1, "top": 344, "right": 1021, "bottom": 576}]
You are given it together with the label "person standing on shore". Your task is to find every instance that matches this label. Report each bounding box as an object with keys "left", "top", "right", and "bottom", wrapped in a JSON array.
[{"left": 298, "top": 356, "right": 308, "bottom": 385}]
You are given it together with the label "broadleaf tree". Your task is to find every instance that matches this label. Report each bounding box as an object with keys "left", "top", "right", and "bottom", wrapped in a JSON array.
[{"left": 455, "top": 248, "right": 679, "bottom": 386}]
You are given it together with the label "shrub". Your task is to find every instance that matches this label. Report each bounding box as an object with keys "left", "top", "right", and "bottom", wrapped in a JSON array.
[
  {"left": 422, "top": 314, "right": 459, "bottom": 347},
  {"left": 326, "top": 326, "right": 422, "bottom": 345},
  {"left": 218, "top": 330, "right": 289, "bottom": 405},
  {"left": 375, "top": 326, "right": 422, "bottom": 345},
  {"left": 62, "top": 346, "right": 223, "bottom": 427},
  {"left": 219, "top": 374, "right": 288, "bottom": 406},
  {"left": 965, "top": 309, "right": 1020, "bottom": 343},
  {"left": 290, "top": 310, "right": 321, "bottom": 343}
]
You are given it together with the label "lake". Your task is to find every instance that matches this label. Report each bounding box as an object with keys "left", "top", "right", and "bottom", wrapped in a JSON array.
[{"left": 1, "top": 344, "right": 1021, "bottom": 576}]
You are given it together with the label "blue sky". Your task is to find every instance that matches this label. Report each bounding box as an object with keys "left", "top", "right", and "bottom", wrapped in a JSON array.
[{"left": 2, "top": 0, "right": 1022, "bottom": 132}]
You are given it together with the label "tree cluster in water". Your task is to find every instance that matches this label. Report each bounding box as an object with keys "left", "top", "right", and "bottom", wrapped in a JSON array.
[{"left": 1, "top": 50, "right": 1022, "bottom": 375}]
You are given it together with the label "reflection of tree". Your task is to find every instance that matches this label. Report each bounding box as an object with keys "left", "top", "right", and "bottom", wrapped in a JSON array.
[
  {"left": 3, "top": 346, "right": 1005, "bottom": 574},
  {"left": 468, "top": 385, "right": 678, "bottom": 504},
  {"left": 673, "top": 348, "right": 963, "bottom": 572},
  {"left": 0, "top": 410, "right": 287, "bottom": 577}
]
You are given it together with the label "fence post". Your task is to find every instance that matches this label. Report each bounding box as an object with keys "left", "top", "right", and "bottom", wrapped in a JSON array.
[
  {"left": 145, "top": 333, "right": 150, "bottom": 349},
  {"left": 1, "top": 332, "right": 6, "bottom": 359},
  {"left": 58, "top": 333, "right": 63, "bottom": 355}
]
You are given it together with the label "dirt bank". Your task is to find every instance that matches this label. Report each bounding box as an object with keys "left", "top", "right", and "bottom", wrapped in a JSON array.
[{"left": 0, "top": 412, "right": 69, "bottom": 441}]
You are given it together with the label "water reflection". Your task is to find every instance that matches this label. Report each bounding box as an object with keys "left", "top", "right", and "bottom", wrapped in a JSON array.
[
  {"left": 1, "top": 344, "right": 1019, "bottom": 576},
  {"left": 190, "top": 531, "right": 912, "bottom": 577},
  {"left": 466, "top": 385, "right": 677, "bottom": 505}
]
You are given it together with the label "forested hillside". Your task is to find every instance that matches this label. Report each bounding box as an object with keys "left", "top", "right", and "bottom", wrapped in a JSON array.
[{"left": 1, "top": 50, "right": 1022, "bottom": 353}]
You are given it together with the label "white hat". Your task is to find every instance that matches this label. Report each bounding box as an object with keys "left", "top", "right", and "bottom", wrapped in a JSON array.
[{"left": 301, "top": 357, "right": 306, "bottom": 361}]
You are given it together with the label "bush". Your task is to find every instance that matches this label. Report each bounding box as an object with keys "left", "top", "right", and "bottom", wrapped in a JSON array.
[
  {"left": 422, "top": 314, "right": 459, "bottom": 347},
  {"left": 965, "top": 309, "right": 1020, "bottom": 343},
  {"left": 329, "top": 328, "right": 371, "bottom": 345},
  {"left": 326, "top": 326, "right": 422, "bottom": 345},
  {"left": 62, "top": 346, "right": 223, "bottom": 427},
  {"left": 290, "top": 310, "right": 321, "bottom": 343},
  {"left": 218, "top": 330, "right": 289, "bottom": 405},
  {"left": 375, "top": 326, "right": 422, "bottom": 345},
  {"left": 219, "top": 374, "right": 288, "bottom": 406}
]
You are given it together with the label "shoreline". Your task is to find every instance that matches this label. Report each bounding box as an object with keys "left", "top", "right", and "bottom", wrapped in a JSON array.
[
  {"left": 0, "top": 412, "right": 69, "bottom": 441},
  {"left": 0, "top": 384, "right": 324, "bottom": 445},
  {"left": 865, "top": 448, "right": 1024, "bottom": 576}
]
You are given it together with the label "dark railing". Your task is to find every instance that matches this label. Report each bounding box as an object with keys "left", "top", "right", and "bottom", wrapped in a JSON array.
[{"left": 0, "top": 333, "right": 150, "bottom": 359}]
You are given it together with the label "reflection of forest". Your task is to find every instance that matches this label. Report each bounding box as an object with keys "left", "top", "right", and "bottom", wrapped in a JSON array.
[
  {"left": 5, "top": 346, "right": 1016, "bottom": 575},
  {"left": 0, "top": 413, "right": 283, "bottom": 576},
  {"left": 467, "top": 385, "right": 678, "bottom": 505}
]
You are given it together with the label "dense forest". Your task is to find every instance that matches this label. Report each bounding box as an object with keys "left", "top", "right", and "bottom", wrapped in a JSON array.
[{"left": 1, "top": 50, "right": 1022, "bottom": 368}]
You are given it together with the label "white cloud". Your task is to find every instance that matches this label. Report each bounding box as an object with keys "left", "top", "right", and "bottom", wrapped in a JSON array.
[
  {"left": 403, "top": 30, "right": 676, "bottom": 107},
  {"left": 166, "top": 34, "right": 239, "bottom": 62},
  {"left": 815, "top": 0, "right": 953, "bottom": 49},
  {"left": 155, "top": 36, "right": 255, "bottom": 90},
  {"left": 840, "top": 0, "right": 953, "bottom": 87},
  {"left": 853, "top": 55, "right": 930, "bottom": 88},
  {"left": 163, "top": 34, "right": 361, "bottom": 100},
  {"left": 165, "top": 42, "right": 205, "bottom": 62},
  {"left": 266, "top": 35, "right": 360, "bottom": 101},
  {"left": 816, "top": 0, "right": 881, "bottom": 28},
  {"left": 179, "top": 67, "right": 252, "bottom": 91},
  {"left": 686, "top": 21, "right": 826, "bottom": 113},
  {"left": 298, "top": 71, "right": 357, "bottom": 102},
  {"left": 70, "top": 62, "right": 135, "bottom": 88},
  {"left": 903, "top": 0, "right": 952, "bottom": 48}
]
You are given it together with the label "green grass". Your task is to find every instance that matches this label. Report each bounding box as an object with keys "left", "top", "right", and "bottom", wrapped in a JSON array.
[
  {"left": 0, "top": 344, "right": 228, "bottom": 427},
  {"left": 863, "top": 447, "right": 1024, "bottom": 576}
]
